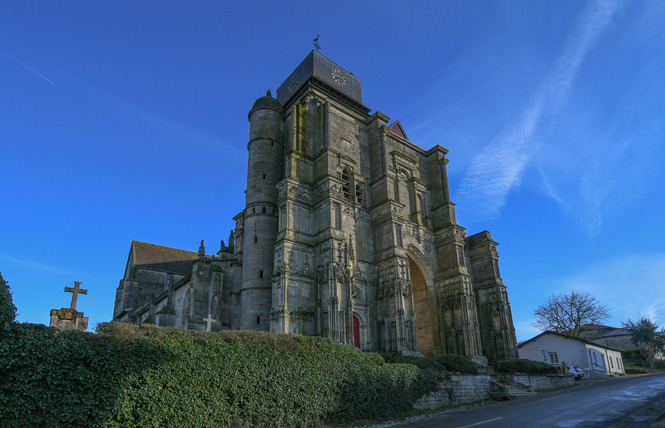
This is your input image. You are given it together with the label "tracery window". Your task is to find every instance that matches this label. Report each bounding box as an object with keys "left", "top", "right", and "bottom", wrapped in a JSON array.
[
  {"left": 341, "top": 167, "right": 352, "bottom": 200},
  {"left": 355, "top": 182, "right": 365, "bottom": 205}
]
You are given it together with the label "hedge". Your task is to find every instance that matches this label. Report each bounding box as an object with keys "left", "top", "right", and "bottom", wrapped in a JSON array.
[
  {"left": 0, "top": 272, "right": 16, "bottom": 328},
  {"left": 394, "top": 355, "right": 448, "bottom": 373},
  {"left": 437, "top": 354, "right": 479, "bottom": 374},
  {"left": 495, "top": 358, "right": 558, "bottom": 375},
  {"left": 0, "top": 322, "right": 440, "bottom": 427}
]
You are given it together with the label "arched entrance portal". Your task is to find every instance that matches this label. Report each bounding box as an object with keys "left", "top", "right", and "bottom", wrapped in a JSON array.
[{"left": 408, "top": 257, "right": 434, "bottom": 356}]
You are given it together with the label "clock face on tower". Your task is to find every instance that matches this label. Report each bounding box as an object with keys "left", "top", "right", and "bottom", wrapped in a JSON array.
[{"left": 332, "top": 68, "right": 346, "bottom": 86}]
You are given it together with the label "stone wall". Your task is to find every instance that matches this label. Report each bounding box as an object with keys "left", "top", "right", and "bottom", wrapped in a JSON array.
[
  {"left": 415, "top": 373, "right": 575, "bottom": 409},
  {"left": 414, "top": 375, "right": 491, "bottom": 409},
  {"left": 503, "top": 374, "right": 575, "bottom": 391}
]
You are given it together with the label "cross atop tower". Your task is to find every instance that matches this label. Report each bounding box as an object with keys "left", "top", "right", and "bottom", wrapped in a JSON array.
[{"left": 64, "top": 281, "right": 88, "bottom": 310}]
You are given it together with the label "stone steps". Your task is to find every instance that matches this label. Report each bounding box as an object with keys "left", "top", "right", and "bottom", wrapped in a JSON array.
[{"left": 489, "top": 379, "right": 536, "bottom": 400}]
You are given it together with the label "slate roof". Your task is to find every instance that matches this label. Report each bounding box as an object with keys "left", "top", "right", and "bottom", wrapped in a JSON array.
[
  {"left": 131, "top": 241, "right": 198, "bottom": 274},
  {"left": 593, "top": 328, "right": 631, "bottom": 339},
  {"left": 389, "top": 120, "right": 409, "bottom": 140},
  {"left": 250, "top": 90, "right": 282, "bottom": 116},
  {"left": 517, "top": 330, "right": 623, "bottom": 353},
  {"left": 575, "top": 324, "right": 631, "bottom": 340}
]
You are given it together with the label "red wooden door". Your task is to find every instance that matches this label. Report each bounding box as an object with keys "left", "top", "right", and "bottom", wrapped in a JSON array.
[{"left": 353, "top": 315, "right": 360, "bottom": 348}]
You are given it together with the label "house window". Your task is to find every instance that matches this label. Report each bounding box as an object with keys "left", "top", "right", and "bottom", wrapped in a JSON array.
[
  {"left": 549, "top": 352, "right": 559, "bottom": 364},
  {"left": 259, "top": 270, "right": 264, "bottom": 278}
]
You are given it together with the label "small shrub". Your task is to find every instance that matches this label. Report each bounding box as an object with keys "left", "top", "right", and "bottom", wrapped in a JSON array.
[
  {"left": 437, "top": 354, "right": 478, "bottom": 374},
  {"left": 395, "top": 356, "right": 447, "bottom": 373},
  {"left": 495, "top": 358, "right": 558, "bottom": 375},
  {"left": 621, "top": 348, "right": 644, "bottom": 364},
  {"left": 622, "top": 348, "right": 641, "bottom": 360}
]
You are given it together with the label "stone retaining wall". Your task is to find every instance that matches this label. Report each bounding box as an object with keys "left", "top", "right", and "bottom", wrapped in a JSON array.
[
  {"left": 414, "top": 375, "right": 491, "bottom": 409},
  {"left": 503, "top": 374, "right": 575, "bottom": 391},
  {"left": 414, "top": 373, "right": 576, "bottom": 409}
]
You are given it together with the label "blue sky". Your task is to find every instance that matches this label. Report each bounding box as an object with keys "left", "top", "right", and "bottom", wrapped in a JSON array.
[{"left": 2, "top": 1, "right": 664, "bottom": 342}]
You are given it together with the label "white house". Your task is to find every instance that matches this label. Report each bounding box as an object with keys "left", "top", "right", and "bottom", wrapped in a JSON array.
[{"left": 518, "top": 331, "right": 625, "bottom": 378}]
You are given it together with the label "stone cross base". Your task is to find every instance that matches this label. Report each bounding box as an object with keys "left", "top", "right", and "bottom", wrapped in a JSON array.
[
  {"left": 471, "top": 355, "right": 489, "bottom": 367},
  {"left": 49, "top": 308, "right": 89, "bottom": 332}
]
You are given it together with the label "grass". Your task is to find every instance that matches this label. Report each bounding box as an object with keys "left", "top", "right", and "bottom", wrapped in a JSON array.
[
  {"left": 325, "top": 400, "right": 498, "bottom": 427},
  {"left": 623, "top": 362, "right": 665, "bottom": 374}
]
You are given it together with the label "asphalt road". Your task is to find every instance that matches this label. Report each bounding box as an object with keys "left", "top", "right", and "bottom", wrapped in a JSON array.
[{"left": 393, "top": 372, "right": 665, "bottom": 428}]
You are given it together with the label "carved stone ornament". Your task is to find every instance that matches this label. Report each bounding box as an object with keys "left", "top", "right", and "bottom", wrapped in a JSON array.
[
  {"left": 354, "top": 266, "right": 365, "bottom": 279},
  {"left": 351, "top": 285, "right": 362, "bottom": 301},
  {"left": 401, "top": 281, "right": 412, "bottom": 297},
  {"left": 355, "top": 208, "right": 371, "bottom": 221}
]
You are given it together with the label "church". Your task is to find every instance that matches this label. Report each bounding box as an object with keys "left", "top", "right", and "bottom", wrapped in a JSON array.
[{"left": 113, "top": 51, "right": 518, "bottom": 361}]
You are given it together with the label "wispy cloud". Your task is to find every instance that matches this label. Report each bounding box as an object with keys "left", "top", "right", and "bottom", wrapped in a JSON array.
[
  {"left": 547, "top": 253, "right": 665, "bottom": 326},
  {"left": 0, "top": 253, "right": 81, "bottom": 276},
  {"left": 46, "top": 64, "right": 239, "bottom": 154},
  {"left": 0, "top": 49, "right": 54, "bottom": 84},
  {"left": 538, "top": 1, "right": 665, "bottom": 235},
  {"left": 136, "top": 109, "right": 241, "bottom": 154},
  {"left": 457, "top": 0, "right": 624, "bottom": 223}
]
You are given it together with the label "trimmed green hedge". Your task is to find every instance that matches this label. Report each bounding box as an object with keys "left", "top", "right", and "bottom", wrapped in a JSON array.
[
  {"left": 625, "top": 367, "right": 649, "bottom": 374},
  {"left": 495, "top": 358, "right": 558, "bottom": 375},
  {"left": 437, "top": 354, "right": 479, "bottom": 374},
  {"left": 622, "top": 348, "right": 643, "bottom": 364},
  {"left": 394, "top": 355, "right": 448, "bottom": 373},
  {"left": 0, "top": 273, "right": 17, "bottom": 328},
  {"left": 0, "top": 322, "right": 440, "bottom": 427}
]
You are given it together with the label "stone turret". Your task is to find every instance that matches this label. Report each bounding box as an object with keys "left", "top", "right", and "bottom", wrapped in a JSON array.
[{"left": 239, "top": 91, "right": 284, "bottom": 330}]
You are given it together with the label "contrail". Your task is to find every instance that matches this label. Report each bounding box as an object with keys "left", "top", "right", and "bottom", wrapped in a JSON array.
[
  {"left": 458, "top": 0, "right": 624, "bottom": 222},
  {"left": 0, "top": 49, "right": 54, "bottom": 84}
]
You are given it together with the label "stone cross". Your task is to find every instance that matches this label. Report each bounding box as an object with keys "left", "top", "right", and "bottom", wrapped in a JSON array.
[
  {"left": 64, "top": 281, "right": 88, "bottom": 310},
  {"left": 203, "top": 313, "right": 216, "bottom": 332}
]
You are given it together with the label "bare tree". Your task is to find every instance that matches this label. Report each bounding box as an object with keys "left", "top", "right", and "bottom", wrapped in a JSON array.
[{"left": 533, "top": 291, "right": 610, "bottom": 337}]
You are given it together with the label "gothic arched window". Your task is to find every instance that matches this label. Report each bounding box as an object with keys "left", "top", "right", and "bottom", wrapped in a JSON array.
[
  {"left": 356, "top": 183, "right": 365, "bottom": 206},
  {"left": 341, "top": 167, "right": 352, "bottom": 200}
]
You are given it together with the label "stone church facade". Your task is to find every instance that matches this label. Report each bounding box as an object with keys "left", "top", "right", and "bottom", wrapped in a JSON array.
[{"left": 113, "top": 51, "right": 518, "bottom": 361}]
